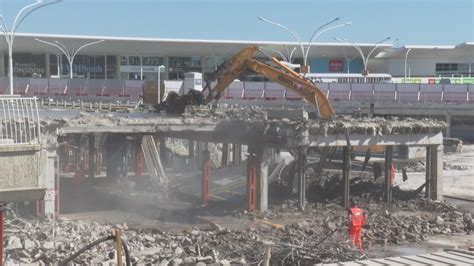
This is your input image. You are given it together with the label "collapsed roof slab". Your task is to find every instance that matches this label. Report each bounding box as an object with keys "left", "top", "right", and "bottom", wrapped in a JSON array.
[{"left": 51, "top": 113, "right": 446, "bottom": 148}]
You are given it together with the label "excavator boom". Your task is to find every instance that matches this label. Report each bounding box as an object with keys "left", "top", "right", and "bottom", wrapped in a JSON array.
[{"left": 163, "top": 45, "right": 335, "bottom": 119}]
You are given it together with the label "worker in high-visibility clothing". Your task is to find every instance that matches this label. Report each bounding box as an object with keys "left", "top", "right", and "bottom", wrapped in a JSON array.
[{"left": 348, "top": 199, "right": 366, "bottom": 250}]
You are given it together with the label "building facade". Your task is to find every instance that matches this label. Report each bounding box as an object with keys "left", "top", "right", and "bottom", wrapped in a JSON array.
[{"left": 1, "top": 33, "right": 473, "bottom": 83}]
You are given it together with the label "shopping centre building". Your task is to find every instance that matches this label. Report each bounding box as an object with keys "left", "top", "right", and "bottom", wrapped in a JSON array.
[{"left": 1, "top": 33, "right": 473, "bottom": 83}]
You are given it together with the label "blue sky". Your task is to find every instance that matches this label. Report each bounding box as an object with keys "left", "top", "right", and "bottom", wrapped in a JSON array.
[{"left": 0, "top": 0, "right": 472, "bottom": 45}]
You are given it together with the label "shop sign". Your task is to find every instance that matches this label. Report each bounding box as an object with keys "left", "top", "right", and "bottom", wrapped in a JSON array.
[
  {"left": 120, "top": 65, "right": 165, "bottom": 73},
  {"left": 13, "top": 63, "right": 45, "bottom": 76},
  {"left": 329, "top": 59, "right": 344, "bottom": 72}
]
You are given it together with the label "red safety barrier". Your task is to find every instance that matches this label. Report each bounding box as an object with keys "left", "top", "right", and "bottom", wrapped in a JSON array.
[{"left": 247, "top": 154, "right": 257, "bottom": 212}]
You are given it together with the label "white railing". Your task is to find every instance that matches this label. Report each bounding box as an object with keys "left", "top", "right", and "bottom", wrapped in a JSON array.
[{"left": 0, "top": 97, "right": 40, "bottom": 145}]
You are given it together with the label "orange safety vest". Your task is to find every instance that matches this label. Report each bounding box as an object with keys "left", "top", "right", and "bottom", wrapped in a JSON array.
[{"left": 349, "top": 207, "right": 365, "bottom": 227}]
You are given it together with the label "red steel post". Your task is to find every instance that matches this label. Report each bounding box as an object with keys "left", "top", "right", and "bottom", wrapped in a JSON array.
[
  {"left": 247, "top": 154, "right": 257, "bottom": 212},
  {"left": 202, "top": 150, "right": 211, "bottom": 205}
]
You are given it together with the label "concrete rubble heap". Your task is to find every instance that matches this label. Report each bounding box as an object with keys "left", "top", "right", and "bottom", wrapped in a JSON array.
[{"left": 4, "top": 197, "right": 473, "bottom": 265}]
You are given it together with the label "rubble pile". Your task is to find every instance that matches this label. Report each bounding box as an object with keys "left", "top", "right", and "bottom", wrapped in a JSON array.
[
  {"left": 309, "top": 116, "right": 446, "bottom": 136},
  {"left": 3, "top": 213, "right": 365, "bottom": 265},
  {"left": 363, "top": 200, "right": 474, "bottom": 245}
]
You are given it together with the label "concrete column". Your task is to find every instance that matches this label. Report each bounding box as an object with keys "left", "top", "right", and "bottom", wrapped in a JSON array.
[
  {"left": 445, "top": 114, "right": 452, "bottom": 138},
  {"left": 221, "top": 143, "right": 229, "bottom": 167},
  {"left": 39, "top": 151, "right": 58, "bottom": 219},
  {"left": 135, "top": 137, "right": 143, "bottom": 183},
  {"left": 384, "top": 146, "right": 393, "bottom": 204},
  {"left": 256, "top": 146, "right": 271, "bottom": 212},
  {"left": 232, "top": 144, "right": 242, "bottom": 164},
  {"left": 115, "top": 55, "right": 121, "bottom": 79},
  {"left": 188, "top": 140, "right": 195, "bottom": 171},
  {"left": 196, "top": 141, "right": 203, "bottom": 170},
  {"left": 425, "top": 146, "right": 432, "bottom": 199},
  {"left": 45, "top": 53, "right": 50, "bottom": 78},
  {"left": 342, "top": 146, "right": 351, "bottom": 208},
  {"left": 0, "top": 53, "right": 5, "bottom": 77},
  {"left": 429, "top": 145, "right": 443, "bottom": 200},
  {"left": 88, "top": 134, "right": 96, "bottom": 179},
  {"left": 297, "top": 150, "right": 307, "bottom": 211},
  {"left": 159, "top": 136, "right": 167, "bottom": 166}
]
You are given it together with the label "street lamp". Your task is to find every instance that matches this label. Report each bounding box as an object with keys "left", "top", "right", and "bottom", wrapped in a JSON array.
[
  {"left": 35, "top": 38, "right": 104, "bottom": 78},
  {"left": 334, "top": 36, "right": 395, "bottom": 82},
  {"left": 404, "top": 48, "right": 412, "bottom": 82},
  {"left": 157, "top": 65, "right": 165, "bottom": 104},
  {"left": 258, "top": 16, "right": 351, "bottom": 73},
  {"left": 0, "top": 0, "right": 62, "bottom": 95}
]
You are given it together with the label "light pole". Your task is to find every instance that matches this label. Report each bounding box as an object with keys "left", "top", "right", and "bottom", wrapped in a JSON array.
[
  {"left": 0, "top": 0, "right": 61, "bottom": 95},
  {"left": 334, "top": 37, "right": 395, "bottom": 82},
  {"left": 258, "top": 16, "right": 351, "bottom": 73},
  {"left": 404, "top": 48, "right": 412, "bottom": 82},
  {"left": 35, "top": 38, "right": 104, "bottom": 78},
  {"left": 157, "top": 65, "right": 165, "bottom": 104}
]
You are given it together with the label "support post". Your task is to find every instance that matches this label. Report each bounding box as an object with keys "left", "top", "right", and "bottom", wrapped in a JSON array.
[
  {"left": 297, "top": 149, "right": 307, "bottom": 211},
  {"left": 188, "top": 140, "right": 195, "bottom": 171},
  {"left": 342, "top": 146, "right": 351, "bottom": 208},
  {"left": 95, "top": 148, "right": 102, "bottom": 175},
  {"left": 135, "top": 138, "right": 143, "bottom": 183},
  {"left": 256, "top": 146, "right": 270, "bottom": 212},
  {"left": 221, "top": 143, "right": 229, "bottom": 167},
  {"left": 0, "top": 203, "right": 3, "bottom": 264},
  {"left": 88, "top": 134, "right": 96, "bottom": 179},
  {"left": 232, "top": 144, "right": 242, "bottom": 164},
  {"left": 202, "top": 149, "right": 211, "bottom": 205},
  {"left": 446, "top": 114, "right": 452, "bottom": 138},
  {"left": 384, "top": 146, "right": 393, "bottom": 204},
  {"left": 159, "top": 136, "right": 166, "bottom": 166},
  {"left": 429, "top": 145, "right": 443, "bottom": 200},
  {"left": 247, "top": 152, "right": 257, "bottom": 212},
  {"left": 425, "top": 146, "right": 432, "bottom": 199}
]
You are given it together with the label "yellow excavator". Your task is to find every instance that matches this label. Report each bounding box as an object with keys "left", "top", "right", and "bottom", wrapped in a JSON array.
[{"left": 160, "top": 46, "right": 335, "bottom": 119}]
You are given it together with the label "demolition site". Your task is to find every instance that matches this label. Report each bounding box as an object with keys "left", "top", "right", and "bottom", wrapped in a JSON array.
[{"left": 0, "top": 2, "right": 473, "bottom": 265}]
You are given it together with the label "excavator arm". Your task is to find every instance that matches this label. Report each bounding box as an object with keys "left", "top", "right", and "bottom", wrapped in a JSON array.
[
  {"left": 165, "top": 45, "right": 335, "bottom": 119},
  {"left": 245, "top": 59, "right": 335, "bottom": 119}
]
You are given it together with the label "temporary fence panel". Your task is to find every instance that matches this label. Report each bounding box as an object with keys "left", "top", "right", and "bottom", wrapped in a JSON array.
[
  {"left": 67, "top": 79, "right": 86, "bottom": 97},
  {"left": 327, "top": 83, "right": 351, "bottom": 102},
  {"left": 103, "top": 79, "right": 125, "bottom": 97},
  {"left": 49, "top": 79, "right": 68, "bottom": 96},
  {"left": 397, "top": 84, "right": 420, "bottom": 103},
  {"left": 351, "top": 83, "right": 374, "bottom": 102},
  {"left": 124, "top": 80, "right": 144, "bottom": 98},
  {"left": 224, "top": 81, "right": 244, "bottom": 100},
  {"left": 0, "top": 78, "right": 8, "bottom": 94},
  {"left": 264, "top": 83, "right": 286, "bottom": 100},
  {"left": 0, "top": 97, "right": 40, "bottom": 145},
  {"left": 419, "top": 84, "right": 443, "bottom": 103},
  {"left": 242, "top": 82, "right": 264, "bottom": 100},
  {"left": 442, "top": 84, "right": 468, "bottom": 103},
  {"left": 29, "top": 79, "right": 49, "bottom": 96},
  {"left": 13, "top": 78, "right": 29, "bottom": 95},
  {"left": 374, "top": 84, "right": 397, "bottom": 103}
]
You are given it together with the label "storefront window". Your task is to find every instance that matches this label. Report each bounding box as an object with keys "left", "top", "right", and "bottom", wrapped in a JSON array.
[
  {"left": 5, "top": 53, "right": 46, "bottom": 78},
  {"left": 168, "top": 56, "right": 202, "bottom": 80}
]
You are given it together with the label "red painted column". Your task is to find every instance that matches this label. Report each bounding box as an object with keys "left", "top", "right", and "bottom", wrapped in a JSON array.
[
  {"left": 247, "top": 153, "right": 257, "bottom": 212},
  {"left": 202, "top": 150, "right": 211, "bottom": 205}
]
